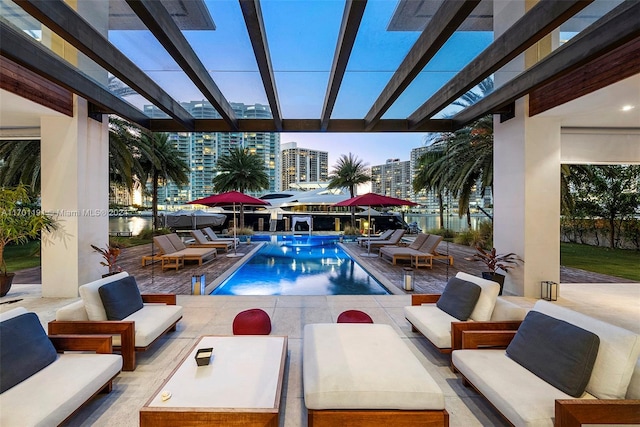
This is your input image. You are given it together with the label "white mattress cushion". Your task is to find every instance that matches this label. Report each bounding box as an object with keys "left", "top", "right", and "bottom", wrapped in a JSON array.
[
  {"left": 303, "top": 323, "right": 444, "bottom": 410},
  {"left": 533, "top": 300, "right": 640, "bottom": 399},
  {"left": 452, "top": 349, "right": 594, "bottom": 427},
  {"left": 455, "top": 272, "right": 500, "bottom": 321},
  {"left": 113, "top": 304, "right": 183, "bottom": 347},
  {"left": 78, "top": 272, "right": 130, "bottom": 321},
  {"left": 0, "top": 353, "right": 122, "bottom": 427},
  {"left": 404, "top": 304, "right": 459, "bottom": 349}
]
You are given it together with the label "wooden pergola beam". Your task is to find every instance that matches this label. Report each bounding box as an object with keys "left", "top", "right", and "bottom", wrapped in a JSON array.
[
  {"left": 239, "top": 0, "right": 283, "bottom": 131},
  {"left": 0, "top": 19, "right": 150, "bottom": 128},
  {"left": 14, "top": 0, "right": 195, "bottom": 131},
  {"left": 320, "top": 0, "right": 367, "bottom": 131},
  {"left": 126, "top": 0, "right": 239, "bottom": 130},
  {"left": 364, "top": 0, "right": 480, "bottom": 131},
  {"left": 452, "top": 0, "right": 640, "bottom": 128},
  {"left": 408, "top": 0, "right": 592, "bottom": 129}
]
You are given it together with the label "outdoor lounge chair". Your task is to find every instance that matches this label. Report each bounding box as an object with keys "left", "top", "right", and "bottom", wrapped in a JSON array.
[
  {"left": 49, "top": 272, "right": 183, "bottom": 371},
  {"left": 190, "top": 229, "right": 233, "bottom": 252},
  {"left": 378, "top": 233, "right": 431, "bottom": 265},
  {"left": 153, "top": 234, "right": 217, "bottom": 270},
  {"left": 357, "top": 229, "right": 394, "bottom": 247},
  {"left": 202, "top": 226, "right": 240, "bottom": 246},
  {"left": 364, "top": 229, "right": 405, "bottom": 251}
]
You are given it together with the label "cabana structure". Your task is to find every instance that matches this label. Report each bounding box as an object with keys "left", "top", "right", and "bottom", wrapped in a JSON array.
[{"left": 0, "top": 0, "right": 638, "bottom": 299}]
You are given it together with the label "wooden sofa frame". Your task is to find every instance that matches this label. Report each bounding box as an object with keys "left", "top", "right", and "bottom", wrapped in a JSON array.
[
  {"left": 307, "top": 408, "right": 449, "bottom": 427},
  {"left": 48, "top": 294, "right": 180, "bottom": 371},
  {"left": 407, "top": 294, "right": 521, "bottom": 355},
  {"left": 455, "top": 326, "right": 640, "bottom": 427}
]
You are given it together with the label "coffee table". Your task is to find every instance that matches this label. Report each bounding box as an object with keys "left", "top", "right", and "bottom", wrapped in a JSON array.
[{"left": 140, "top": 335, "right": 288, "bottom": 427}]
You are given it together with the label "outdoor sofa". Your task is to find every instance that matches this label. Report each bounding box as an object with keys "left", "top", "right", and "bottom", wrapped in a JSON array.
[
  {"left": 452, "top": 300, "right": 640, "bottom": 426},
  {"left": 405, "top": 272, "right": 527, "bottom": 354},
  {"left": 49, "top": 272, "right": 183, "bottom": 371},
  {"left": 1, "top": 307, "right": 122, "bottom": 426}
]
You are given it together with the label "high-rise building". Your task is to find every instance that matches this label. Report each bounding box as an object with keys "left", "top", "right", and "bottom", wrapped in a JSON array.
[
  {"left": 281, "top": 142, "right": 329, "bottom": 190},
  {"left": 142, "top": 102, "right": 280, "bottom": 205},
  {"left": 371, "top": 158, "right": 412, "bottom": 200}
]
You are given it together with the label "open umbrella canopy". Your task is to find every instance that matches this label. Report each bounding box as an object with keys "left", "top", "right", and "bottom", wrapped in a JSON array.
[
  {"left": 334, "top": 192, "right": 417, "bottom": 208},
  {"left": 187, "top": 191, "right": 270, "bottom": 207}
]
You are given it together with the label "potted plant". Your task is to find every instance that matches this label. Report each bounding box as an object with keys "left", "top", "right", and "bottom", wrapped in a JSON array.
[
  {"left": 466, "top": 246, "right": 522, "bottom": 295},
  {"left": 0, "top": 186, "right": 58, "bottom": 296},
  {"left": 91, "top": 243, "right": 123, "bottom": 277}
]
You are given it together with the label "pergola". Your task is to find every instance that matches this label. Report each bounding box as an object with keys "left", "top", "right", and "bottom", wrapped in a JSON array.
[{"left": 0, "top": 0, "right": 639, "bottom": 297}]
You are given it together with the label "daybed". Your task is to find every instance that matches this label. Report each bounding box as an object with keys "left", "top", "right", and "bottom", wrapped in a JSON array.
[
  {"left": 303, "top": 323, "right": 448, "bottom": 426},
  {"left": 404, "top": 272, "right": 526, "bottom": 353},
  {"left": 189, "top": 229, "right": 233, "bottom": 252},
  {"left": 1, "top": 307, "right": 122, "bottom": 426},
  {"left": 154, "top": 234, "right": 217, "bottom": 270},
  {"left": 452, "top": 300, "right": 640, "bottom": 427},
  {"left": 49, "top": 272, "right": 183, "bottom": 371},
  {"left": 379, "top": 233, "right": 439, "bottom": 266}
]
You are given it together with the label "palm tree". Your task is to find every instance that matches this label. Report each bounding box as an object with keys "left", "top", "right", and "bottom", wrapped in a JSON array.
[
  {"left": 0, "top": 140, "right": 40, "bottom": 192},
  {"left": 212, "top": 147, "right": 269, "bottom": 228},
  {"left": 327, "top": 153, "right": 371, "bottom": 227},
  {"left": 413, "top": 143, "right": 448, "bottom": 229},
  {"left": 138, "top": 132, "right": 190, "bottom": 227}
]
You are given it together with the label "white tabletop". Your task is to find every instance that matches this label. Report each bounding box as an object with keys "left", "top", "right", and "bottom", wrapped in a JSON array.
[{"left": 147, "top": 336, "right": 286, "bottom": 409}]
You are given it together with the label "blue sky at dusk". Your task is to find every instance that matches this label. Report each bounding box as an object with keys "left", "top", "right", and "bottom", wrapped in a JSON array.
[{"left": 108, "top": 0, "right": 493, "bottom": 167}]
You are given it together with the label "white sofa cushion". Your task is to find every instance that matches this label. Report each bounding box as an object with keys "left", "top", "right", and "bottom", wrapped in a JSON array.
[
  {"left": 533, "top": 300, "right": 640, "bottom": 399},
  {"left": 490, "top": 297, "right": 527, "bottom": 321},
  {"left": 626, "top": 358, "right": 640, "bottom": 399},
  {"left": 453, "top": 349, "right": 595, "bottom": 427},
  {"left": 112, "top": 304, "right": 183, "bottom": 347},
  {"left": 455, "top": 272, "right": 500, "bottom": 321},
  {"left": 78, "top": 272, "right": 130, "bottom": 321},
  {"left": 404, "top": 304, "right": 459, "bottom": 349},
  {"left": 0, "top": 307, "right": 28, "bottom": 322},
  {"left": 55, "top": 300, "right": 90, "bottom": 321},
  {"left": 303, "top": 323, "right": 444, "bottom": 410},
  {"left": 0, "top": 353, "right": 122, "bottom": 427}
]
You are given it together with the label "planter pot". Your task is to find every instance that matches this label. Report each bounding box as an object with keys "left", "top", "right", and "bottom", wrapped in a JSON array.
[
  {"left": 0, "top": 273, "right": 16, "bottom": 297},
  {"left": 481, "top": 272, "right": 505, "bottom": 295}
]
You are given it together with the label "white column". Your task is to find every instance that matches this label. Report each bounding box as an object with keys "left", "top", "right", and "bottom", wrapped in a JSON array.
[
  {"left": 494, "top": 99, "right": 561, "bottom": 297},
  {"left": 40, "top": 97, "right": 109, "bottom": 297}
]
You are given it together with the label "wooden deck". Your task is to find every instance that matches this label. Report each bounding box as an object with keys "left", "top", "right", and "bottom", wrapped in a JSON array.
[{"left": 14, "top": 236, "right": 634, "bottom": 295}]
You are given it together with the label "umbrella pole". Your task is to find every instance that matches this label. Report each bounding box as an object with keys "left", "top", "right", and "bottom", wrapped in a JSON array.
[
  {"left": 233, "top": 202, "right": 237, "bottom": 255},
  {"left": 360, "top": 205, "right": 377, "bottom": 257}
]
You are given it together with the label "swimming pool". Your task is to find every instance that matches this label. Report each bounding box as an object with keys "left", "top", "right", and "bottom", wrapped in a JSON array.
[{"left": 211, "top": 235, "right": 389, "bottom": 295}]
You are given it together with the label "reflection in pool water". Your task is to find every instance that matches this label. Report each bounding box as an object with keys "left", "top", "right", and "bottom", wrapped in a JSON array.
[{"left": 211, "top": 235, "right": 389, "bottom": 296}]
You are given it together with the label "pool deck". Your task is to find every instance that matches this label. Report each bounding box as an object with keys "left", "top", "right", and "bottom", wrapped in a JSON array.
[{"left": 3, "top": 236, "right": 639, "bottom": 426}]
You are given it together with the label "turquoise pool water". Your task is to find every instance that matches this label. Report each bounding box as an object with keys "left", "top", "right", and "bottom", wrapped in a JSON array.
[{"left": 211, "top": 235, "right": 389, "bottom": 295}]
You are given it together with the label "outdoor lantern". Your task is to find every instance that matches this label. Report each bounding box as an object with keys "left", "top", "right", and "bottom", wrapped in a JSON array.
[
  {"left": 403, "top": 267, "right": 414, "bottom": 292},
  {"left": 191, "top": 274, "right": 206, "bottom": 295},
  {"left": 541, "top": 281, "right": 558, "bottom": 301}
]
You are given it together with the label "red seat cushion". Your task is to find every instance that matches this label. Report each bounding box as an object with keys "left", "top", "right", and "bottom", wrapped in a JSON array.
[
  {"left": 233, "top": 308, "right": 272, "bottom": 335},
  {"left": 337, "top": 310, "right": 374, "bottom": 324}
]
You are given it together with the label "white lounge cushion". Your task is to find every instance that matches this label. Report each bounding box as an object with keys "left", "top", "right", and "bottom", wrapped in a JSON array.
[
  {"left": 0, "top": 353, "right": 122, "bottom": 427},
  {"left": 303, "top": 323, "right": 444, "bottom": 410},
  {"left": 78, "top": 272, "right": 130, "bottom": 321},
  {"left": 455, "top": 272, "right": 500, "bottom": 321},
  {"left": 55, "top": 300, "right": 89, "bottom": 321},
  {"left": 533, "top": 300, "right": 640, "bottom": 399},
  {"left": 626, "top": 358, "right": 640, "bottom": 399},
  {"left": 0, "top": 307, "right": 28, "bottom": 322},
  {"left": 452, "top": 350, "right": 595, "bottom": 427},
  {"left": 404, "top": 304, "right": 459, "bottom": 349},
  {"left": 112, "top": 304, "right": 183, "bottom": 347},
  {"left": 490, "top": 297, "right": 527, "bottom": 321}
]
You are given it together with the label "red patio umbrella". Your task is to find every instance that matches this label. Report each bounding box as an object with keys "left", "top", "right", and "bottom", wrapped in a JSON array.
[
  {"left": 188, "top": 191, "right": 270, "bottom": 257},
  {"left": 334, "top": 193, "right": 417, "bottom": 257}
]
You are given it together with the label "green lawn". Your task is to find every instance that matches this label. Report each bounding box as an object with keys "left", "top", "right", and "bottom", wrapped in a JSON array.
[
  {"left": 3, "top": 241, "right": 42, "bottom": 272},
  {"left": 561, "top": 243, "right": 640, "bottom": 282}
]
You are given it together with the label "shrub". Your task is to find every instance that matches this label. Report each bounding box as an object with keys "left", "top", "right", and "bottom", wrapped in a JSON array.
[{"left": 343, "top": 225, "right": 361, "bottom": 236}]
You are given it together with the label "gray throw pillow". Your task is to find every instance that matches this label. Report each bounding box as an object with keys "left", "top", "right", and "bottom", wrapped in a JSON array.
[
  {"left": 506, "top": 311, "right": 600, "bottom": 397},
  {"left": 98, "top": 276, "right": 144, "bottom": 320},
  {"left": 0, "top": 312, "right": 58, "bottom": 393},
  {"left": 436, "top": 277, "right": 482, "bottom": 320}
]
